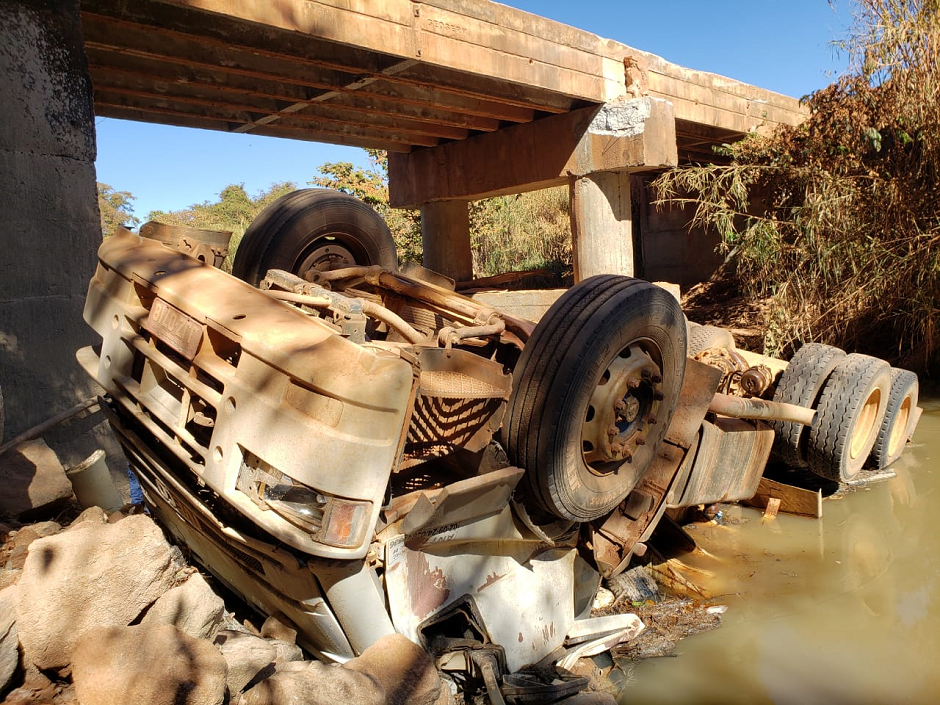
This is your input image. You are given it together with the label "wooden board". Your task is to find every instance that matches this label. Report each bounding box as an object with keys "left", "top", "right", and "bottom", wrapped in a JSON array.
[{"left": 743, "top": 477, "right": 823, "bottom": 519}]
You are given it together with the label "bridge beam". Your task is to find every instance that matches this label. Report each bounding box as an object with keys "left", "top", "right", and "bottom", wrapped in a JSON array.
[{"left": 389, "top": 97, "right": 676, "bottom": 281}]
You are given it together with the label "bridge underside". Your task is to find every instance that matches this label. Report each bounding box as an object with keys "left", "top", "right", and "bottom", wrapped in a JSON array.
[{"left": 0, "top": 0, "right": 806, "bottom": 437}]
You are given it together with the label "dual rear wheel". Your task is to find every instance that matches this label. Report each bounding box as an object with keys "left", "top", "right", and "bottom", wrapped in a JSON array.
[{"left": 773, "top": 344, "right": 917, "bottom": 481}]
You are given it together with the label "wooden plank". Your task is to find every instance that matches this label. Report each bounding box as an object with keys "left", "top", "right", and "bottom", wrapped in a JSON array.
[
  {"left": 743, "top": 477, "right": 823, "bottom": 519},
  {"left": 91, "top": 71, "right": 469, "bottom": 142},
  {"left": 388, "top": 99, "right": 676, "bottom": 207},
  {"left": 419, "top": 3, "right": 602, "bottom": 75},
  {"left": 97, "top": 103, "right": 413, "bottom": 153},
  {"left": 83, "top": 12, "right": 545, "bottom": 122},
  {"left": 93, "top": 93, "right": 419, "bottom": 151},
  {"left": 152, "top": 0, "right": 418, "bottom": 62},
  {"left": 151, "top": 0, "right": 618, "bottom": 101},
  {"left": 762, "top": 497, "right": 781, "bottom": 521},
  {"left": 419, "top": 0, "right": 619, "bottom": 57}
]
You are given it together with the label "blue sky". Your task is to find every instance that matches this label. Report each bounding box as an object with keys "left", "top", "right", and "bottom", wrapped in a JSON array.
[{"left": 94, "top": 1, "right": 851, "bottom": 221}]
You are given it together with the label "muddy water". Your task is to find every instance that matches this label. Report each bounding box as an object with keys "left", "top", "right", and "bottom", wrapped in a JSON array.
[{"left": 618, "top": 400, "right": 940, "bottom": 704}]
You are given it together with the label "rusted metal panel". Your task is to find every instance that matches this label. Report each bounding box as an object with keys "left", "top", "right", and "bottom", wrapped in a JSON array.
[
  {"left": 591, "top": 439, "right": 691, "bottom": 578},
  {"left": 664, "top": 357, "right": 722, "bottom": 450},
  {"left": 672, "top": 417, "right": 775, "bottom": 507}
]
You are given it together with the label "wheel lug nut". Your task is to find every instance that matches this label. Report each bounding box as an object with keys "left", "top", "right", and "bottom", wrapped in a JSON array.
[
  {"left": 627, "top": 378, "right": 640, "bottom": 389},
  {"left": 607, "top": 426, "right": 619, "bottom": 437},
  {"left": 641, "top": 369, "right": 651, "bottom": 380},
  {"left": 614, "top": 400, "right": 626, "bottom": 413},
  {"left": 647, "top": 416, "right": 657, "bottom": 425},
  {"left": 611, "top": 442, "right": 623, "bottom": 453},
  {"left": 653, "top": 391, "right": 664, "bottom": 401},
  {"left": 651, "top": 374, "right": 663, "bottom": 384}
]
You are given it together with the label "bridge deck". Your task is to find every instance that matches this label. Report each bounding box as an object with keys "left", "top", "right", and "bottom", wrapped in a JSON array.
[{"left": 83, "top": 0, "right": 805, "bottom": 163}]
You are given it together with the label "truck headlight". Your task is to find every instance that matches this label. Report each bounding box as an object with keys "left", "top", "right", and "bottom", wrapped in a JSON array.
[{"left": 236, "top": 450, "right": 372, "bottom": 548}]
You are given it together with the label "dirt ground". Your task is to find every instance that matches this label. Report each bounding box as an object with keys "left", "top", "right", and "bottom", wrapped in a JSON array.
[{"left": 681, "top": 277, "right": 770, "bottom": 353}]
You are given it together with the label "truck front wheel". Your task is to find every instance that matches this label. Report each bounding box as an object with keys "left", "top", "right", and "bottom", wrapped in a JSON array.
[{"left": 504, "top": 276, "right": 687, "bottom": 522}]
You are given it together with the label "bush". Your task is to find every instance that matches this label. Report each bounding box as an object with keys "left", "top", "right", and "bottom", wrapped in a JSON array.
[{"left": 653, "top": 0, "right": 940, "bottom": 372}]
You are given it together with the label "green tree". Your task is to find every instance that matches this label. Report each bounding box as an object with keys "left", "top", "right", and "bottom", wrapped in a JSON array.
[
  {"left": 97, "top": 183, "right": 140, "bottom": 238},
  {"left": 311, "top": 150, "right": 571, "bottom": 281}
]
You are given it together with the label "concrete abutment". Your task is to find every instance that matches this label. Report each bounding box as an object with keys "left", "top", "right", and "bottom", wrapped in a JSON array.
[{"left": 0, "top": 0, "right": 101, "bottom": 445}]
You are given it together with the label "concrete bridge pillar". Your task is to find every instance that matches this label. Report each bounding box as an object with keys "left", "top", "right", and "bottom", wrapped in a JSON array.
[
  {"left": 0, "top": 0, "right": 101, "bottom": 440},
  {"left": 570, "top": 171, "right": 634, "bottom": 281}
]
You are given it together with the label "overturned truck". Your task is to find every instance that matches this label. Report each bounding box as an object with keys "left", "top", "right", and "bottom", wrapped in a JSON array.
[{"left": 78, "top": 190, "right": 920, "bottom": 699}]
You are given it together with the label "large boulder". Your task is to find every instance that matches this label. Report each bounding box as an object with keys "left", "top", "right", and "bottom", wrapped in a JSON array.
[
  {"left": 71, "top": 623, "right": 226, "bottom": 705},
  {"left": 215, "top": 631, "right": 277, "bottom": 696},
  {"left": 237, "top": 660, "right": 383, "bottom": 705},
  {"left": 237, "top": 634, "right": 441, "bottom": 705},
  {"left": 0, "top": 440, "right": 72, "bottom": 520},
  {"left": 344, "top": 634, "right": 441, "bottom": 705},
  {"left": 13, "top": 514, "right": 180, "bottom": 669},
  {"left": 141, "top": 571, "right": 225, "bottom": 641},
  {"left": 0, "top": 586, "right": 19, "bottom": 693}
]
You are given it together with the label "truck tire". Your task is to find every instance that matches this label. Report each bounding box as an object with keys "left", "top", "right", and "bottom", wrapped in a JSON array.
[
  {"left": 867, "top": 368, "right": 918, "bottom": 470},
  {"left": 504, "top": 275, "right": 687, "bottom": 522},
  {"left": 232, "top": 189, "right": 398, "bottom": 286},
  {"left": 687, "top": 324, "right": 736, "bottom": 356},
  {"left": 807, "top": 354, "right": 891, "bottom": 482},
  {"left": 771, "top": 343, "right": 845, "bottom": 468}
]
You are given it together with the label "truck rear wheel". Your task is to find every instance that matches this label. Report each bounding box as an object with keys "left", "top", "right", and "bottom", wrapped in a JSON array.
[
  {"left": 771, "top": 343, "right": 845, "bottom": 468},
  {"left": 232, "top": 189, "right": 398, "bottom": 286},
  {"left": 504, "top": 276, "right": 687, "bottom": 522},
  {"left": 807, "top": 353, "right": 890, "bottom": 482},
  {"left": 867, "top": 368, "right": 918, "bottom": 470}
]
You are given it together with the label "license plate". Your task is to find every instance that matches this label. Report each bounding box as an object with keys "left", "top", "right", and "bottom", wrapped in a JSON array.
[{"left": 144, "top": 298, "right": 203, "bottom": 360}]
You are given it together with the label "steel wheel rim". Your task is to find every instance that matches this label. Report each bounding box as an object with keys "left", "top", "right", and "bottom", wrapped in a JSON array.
[
  {"left": 581, "top": 340, "right": 664, "bottom": 475},
  {"left": 887, "top": 394, "right": 913, "bottom": 458},
  {"left": 850, "top": 387, "right": 883, "bottom": 460}
]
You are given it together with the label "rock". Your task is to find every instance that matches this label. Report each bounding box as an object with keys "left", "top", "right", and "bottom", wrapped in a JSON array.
[
  {"left": 216, "top": 631, "right": 277, "bottom": 696},
  {"left": 344, "top": 634, "right": 441, "bottom": 705},
  {"left": 5, "top": 521, "right": 61, "bottom": 570},
  {"left": 142, "top": 571, "right": 225, "bottom": 640},
  {"left": 0, "top": 439, "right": 73, "bottom": 520},
  {"left": 260, "top": 614, "right": 297, "bottom": 645},
  {"left": 237, "top": 660, "right": 383, "bottom": 705},
  {"left": 3, "top": 661, "right": 57, "bottom": 704},
  {"left": 13, "top": 514, "right": 180, "bottom": 670},
  {"left": 269, "top": 639, "right": 304, "bottom": 664},
  {"left": 0, "top": 570, "right": 19, "bottom": 590},
  {"left": 71, "top": 623, "right": 226, "bottom": 705},
  {"left": 0, "top": 586, "right": 20, "bottom": 693},
  {"left": 68, "top": 506, "right": 109, "bottom": 529}
]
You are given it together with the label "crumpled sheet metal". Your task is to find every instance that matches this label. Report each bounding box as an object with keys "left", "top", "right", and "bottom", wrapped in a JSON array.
[{"left": 385, "top": 506, "right": 578, "bottom": 674}]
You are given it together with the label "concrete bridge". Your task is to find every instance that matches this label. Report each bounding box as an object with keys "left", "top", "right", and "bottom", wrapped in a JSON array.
[{"left": 1, "top": 0, "right": 804, "bottom": 439}]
